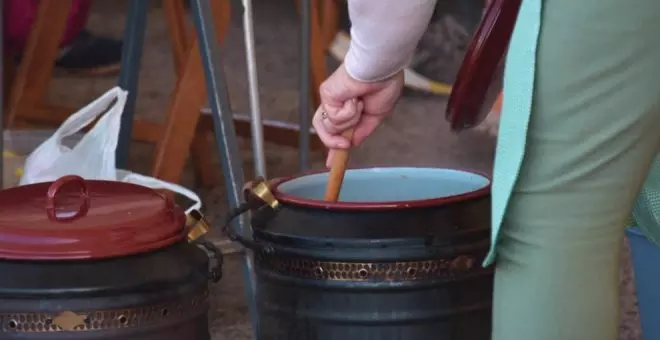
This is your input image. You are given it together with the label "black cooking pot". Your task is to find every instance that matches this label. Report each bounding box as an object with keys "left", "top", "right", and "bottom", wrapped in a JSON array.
[
  {"left": 225, "top": 167, "right": 493, "bottom": 340},
  {"left": 0, "top": 175, "right": 221, "bottom": 339}
]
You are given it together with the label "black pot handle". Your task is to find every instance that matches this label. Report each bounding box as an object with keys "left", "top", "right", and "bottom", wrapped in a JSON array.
[
  {"left": 185, "top": 178, "right": 280, "bottom": 257},
  {"left": 220, "top": 178, "right": 281, "bottom": 254},
  {"left": 192, "top": 239, "right": 224, "bottom": 283}
]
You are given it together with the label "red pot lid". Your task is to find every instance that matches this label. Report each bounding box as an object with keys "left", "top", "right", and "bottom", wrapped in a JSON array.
[
  {"left": 445, "top": 0, "right": 522, "bottom": 132},
  {"left": 0, "top": 175, "right": 187, "bottom": 261}
]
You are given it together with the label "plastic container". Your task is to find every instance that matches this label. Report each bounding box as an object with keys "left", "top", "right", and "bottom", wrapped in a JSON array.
[{"left": 626, "top": 226, "right": 660, "bottom": 339}]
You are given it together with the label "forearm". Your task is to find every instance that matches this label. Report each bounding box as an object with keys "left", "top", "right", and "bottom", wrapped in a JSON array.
[{"left": 344, "top": 0, "right": 437, "bottom": 82}]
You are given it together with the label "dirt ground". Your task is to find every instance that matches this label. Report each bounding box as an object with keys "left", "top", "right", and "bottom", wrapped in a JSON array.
[{"left": 40, "top": 0, "right": 641, "bottom": 338}]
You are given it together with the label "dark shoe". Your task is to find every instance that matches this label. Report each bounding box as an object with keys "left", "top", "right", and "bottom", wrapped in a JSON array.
[{"left": 55, "top": 30, "right": 123, "bottom": 76}]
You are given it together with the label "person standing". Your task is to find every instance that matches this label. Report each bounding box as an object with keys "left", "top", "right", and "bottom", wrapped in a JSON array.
[
  {"left": 4, "top": 0, "right": 123, "bottom": 76},
  {"left": 312, "top": 0, "right": 660, "bottom": 339}
]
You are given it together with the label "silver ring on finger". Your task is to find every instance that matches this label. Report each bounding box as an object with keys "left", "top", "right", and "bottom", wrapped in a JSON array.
[{"left": 321, "top": 114, "right": 342, "bottom": 134}]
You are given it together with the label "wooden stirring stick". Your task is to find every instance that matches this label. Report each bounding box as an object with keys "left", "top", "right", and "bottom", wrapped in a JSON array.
[{"left": 323, "top": 129, "right": 355, "bottom": 202}]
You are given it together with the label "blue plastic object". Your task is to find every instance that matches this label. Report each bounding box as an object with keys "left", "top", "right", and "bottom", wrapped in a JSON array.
[{"left": 627, "top": 226, "right": 660, "bottom": 339}]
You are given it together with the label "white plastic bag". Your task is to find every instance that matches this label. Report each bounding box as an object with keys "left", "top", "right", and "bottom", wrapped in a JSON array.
[{"left": 20, "top": 87, "right": 201, "bottom": 213}]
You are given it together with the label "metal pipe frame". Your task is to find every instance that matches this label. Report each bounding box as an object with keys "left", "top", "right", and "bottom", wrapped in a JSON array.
[
  {"left": 189, "top": 0, "right": 260, "bottom": 337},
  {"left": 241, "top": 0, "right": 267, "bottom": 178},
  {"left": 0, "top": 0, "right": 4, "bottom": 188},
  {"left": 115, "top": 0, "right": 148, "bottom": 168},
  {"left": 298, "top": 0, "right": 312, "bottom": 171}
]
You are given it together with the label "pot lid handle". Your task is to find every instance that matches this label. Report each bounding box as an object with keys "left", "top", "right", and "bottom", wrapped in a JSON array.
[{"left": 46, "top": 175, "right": 91, "bottom": 222}]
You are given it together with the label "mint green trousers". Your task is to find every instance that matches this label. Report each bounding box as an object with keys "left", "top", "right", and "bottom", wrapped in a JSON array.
[{"left": 489, "top": 0, "right": 660, "bottom": 339}]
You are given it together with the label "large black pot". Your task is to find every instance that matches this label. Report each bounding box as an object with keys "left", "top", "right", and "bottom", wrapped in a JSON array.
[
  {"left": 228, "top": 167, "right": 493, "bottom": 340},
  {"left": 0, "top": 176, "right": 221, "bottom": 339}
]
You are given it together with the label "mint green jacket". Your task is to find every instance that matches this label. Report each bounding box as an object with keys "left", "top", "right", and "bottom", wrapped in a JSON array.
[{"left": 483, "top": 0, "right": 660, "bottom": 266}]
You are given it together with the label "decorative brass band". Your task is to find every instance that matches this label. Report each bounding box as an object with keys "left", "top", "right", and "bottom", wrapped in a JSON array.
[
  {"left": 248, "top": 179, "right": 280, "bottom": 210},
  {"left": 256, "top": 252, "right": 484, "bottom": 282},
  {"left": 0, "top": 290, "right": 208, "bottom": 333},
  {"left": 186, "top": 209, "right": 212, "bottom": 242}
]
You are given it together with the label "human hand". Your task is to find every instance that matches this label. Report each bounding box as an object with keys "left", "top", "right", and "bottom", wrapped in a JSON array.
[{"left": 312, "top": 63, "right": 405, "bottom": 167}]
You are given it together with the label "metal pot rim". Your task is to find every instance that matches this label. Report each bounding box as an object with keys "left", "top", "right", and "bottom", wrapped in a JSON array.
[{"left": 268, "top": 167, "right": 491, "bottom": 211}]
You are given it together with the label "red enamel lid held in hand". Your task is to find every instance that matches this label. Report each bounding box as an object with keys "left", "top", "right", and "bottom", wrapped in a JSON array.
[
  {"left": 446, "top": 0, "right": 522, "bottom": 132},
  {"left": 0, "top": 175, "right": 187, "bottom": 261}
]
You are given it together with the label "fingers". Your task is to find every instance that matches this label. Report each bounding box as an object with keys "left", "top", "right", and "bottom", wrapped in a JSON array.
[
  {"left": 325, "top": 149, "right": 335, "bottom": 168},
  {"left": 314, "top": 99, "right": 362, "bottom": 149},
  {"left": 324, "top": 112, "right": 385, "bottom": 168},
  {"left": 323, "top": 99, "right": 361, "bottom": 134},
  {"left": 314, "top": 100, "right": 387, "bottom": 155},
  {"left": 313, "top": 104, "right": 352, "bottom": 149}
]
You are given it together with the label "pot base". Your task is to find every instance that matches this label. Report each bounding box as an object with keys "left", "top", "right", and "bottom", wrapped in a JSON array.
[{"left": 0, "top": 243, "right": 213, "bottom": 340}]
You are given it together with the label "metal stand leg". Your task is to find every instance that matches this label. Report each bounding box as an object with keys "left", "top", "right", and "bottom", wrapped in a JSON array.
[
  {"left": 116, "top": 0, "right": 148, "bottom": 168},
  {"left": 241, "top": 0, "right": 267, "bottom": 178},
  {"left": 0, "top": 0, "right": 4, "bottom": 188},
  {"left": 298, "top": 0, "right": 311, "bottom": 171},
  {"left": 190, "top": 0, "right": 259, "bottom": 337}
]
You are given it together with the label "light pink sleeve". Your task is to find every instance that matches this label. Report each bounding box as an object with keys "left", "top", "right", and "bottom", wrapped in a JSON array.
[{"left": 344, "top": 0, "right": 438, "bottom": 82}]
